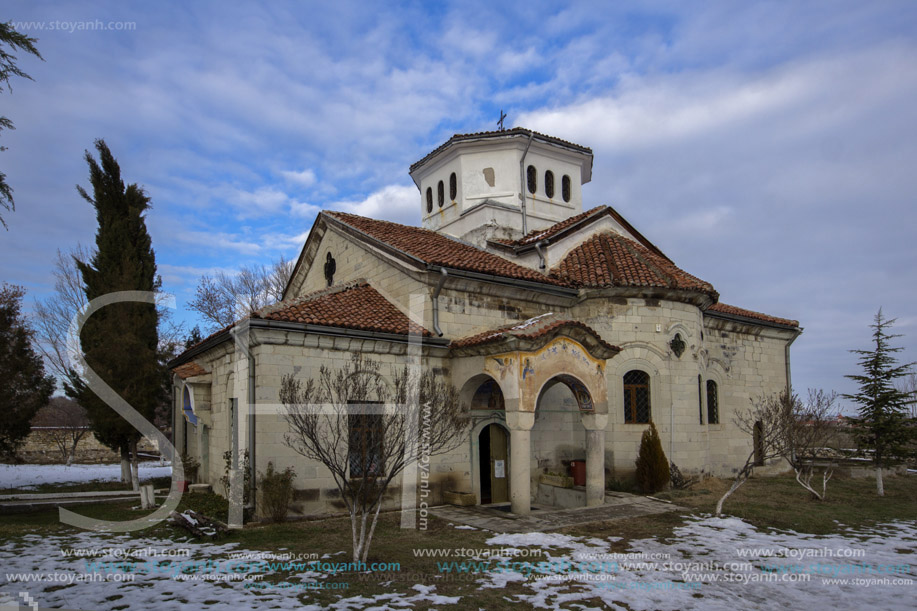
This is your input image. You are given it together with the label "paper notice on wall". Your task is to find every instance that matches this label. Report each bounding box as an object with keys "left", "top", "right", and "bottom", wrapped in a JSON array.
[{"left": 494, "top": 460, "right": 505, "bottom": 478}]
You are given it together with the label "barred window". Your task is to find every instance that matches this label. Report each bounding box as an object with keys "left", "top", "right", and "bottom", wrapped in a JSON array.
[
  {"left": 698, "top": 375, "right": 704, "bottom": 425},
  {"left": 449, "top": 172, "right": 457, "bottom": 201},
  {"left": 437, "top": 180, "right": 445, "bottom": 208},
  {"left": 706, "top": 380, "right": 719, "bottom": 424},
  {"left": 562, "top": 175, "right": 571, "bottom": 202},
  {"left": 426, "top": 187, "right": 433, "bottom": 213},
  {"left": 349, "top": 408, "right": 384, "bottom": 477},
  {"left": 623, "top": 370, "right": 651, "bottom": 423},
  {"left": 545, "top": 170, "right": 555, "bottom": 198},
  {"left": 527, "top": 165, "right": 537, "bottom": 194}
]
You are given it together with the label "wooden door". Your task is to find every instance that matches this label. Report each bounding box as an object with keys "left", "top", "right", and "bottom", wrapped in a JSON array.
[{"left": 489, "top": 424, "right": 508, "bottom": 503}]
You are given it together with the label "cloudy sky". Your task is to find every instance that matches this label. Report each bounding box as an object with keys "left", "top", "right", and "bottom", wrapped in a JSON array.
[{"left": 2, "top": 1, "right": 915, "bottom": 409}]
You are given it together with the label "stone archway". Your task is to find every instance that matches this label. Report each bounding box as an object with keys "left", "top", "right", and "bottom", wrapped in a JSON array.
[
  {"left": 451, "top": 318, "right": 620, "bottom": 515},
  {"left": 484, "top": 337, "right": 612, "bottom": 513},
  {"left": 460, "top": 373, "right": 511, "bottom": 505},
  {"left": 533, "top": 372, "right": 607, "bottom": 507}
]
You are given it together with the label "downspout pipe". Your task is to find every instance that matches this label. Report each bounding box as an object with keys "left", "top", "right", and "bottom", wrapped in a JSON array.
[
  {"left": 519, "top": 132, "right": 535, "bottom": 236},
  {"left": 785, "top": 328, "right": 802, "bottom": 395},
  {"left": 431, "top": 267, "right": 448, "bottom": 337},
  {"left": 533, "top": 240, "right": 548, "bottom": 271},
  {"left": 248, "top": 337, "right": 256, "bottom": 511}
]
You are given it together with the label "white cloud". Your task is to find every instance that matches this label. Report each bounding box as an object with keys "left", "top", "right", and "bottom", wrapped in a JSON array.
[
  {"left": 328, "top": 184, "right": 420, "bottom": 226},
  {"left": 289, "top": 200, "right": 321, "bottom": 218},
  {"left": 281, "top": 168, "right": 317, "bottom": 187}
]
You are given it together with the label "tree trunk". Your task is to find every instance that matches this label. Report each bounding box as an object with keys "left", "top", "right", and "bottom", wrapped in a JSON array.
[
  {"left": 130, "top": 439, "right": 140, "bottom": 492},
  {"left": 120, "top": 446, "right": 131, "bottom": 485},
  {"left": 715, "top": 476, "right": 748, "bottom": 516},
  {"left": 876, "top": 466, "right": 884, "bottom": 496}
]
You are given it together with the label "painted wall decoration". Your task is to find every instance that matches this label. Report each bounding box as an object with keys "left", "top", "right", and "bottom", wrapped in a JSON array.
[
  {"left": 554, "top": 374, "right": 594, "bottom": 412},
  {"left": 487, "top": 356, "right": 514, "bottom": 381},
  {"left": 484, "top": 337, "right": 609, "bottom": 413},
  {"left": 471, "top": 378, "right": 505, "bottom": 410}
]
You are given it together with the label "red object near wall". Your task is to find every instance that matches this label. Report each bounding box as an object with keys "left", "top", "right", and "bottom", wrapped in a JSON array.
[{"left": 569, "top": 460, "right": 586, "bottom": 486}]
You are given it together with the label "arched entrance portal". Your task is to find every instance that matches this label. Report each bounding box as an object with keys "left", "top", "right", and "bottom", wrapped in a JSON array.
[
  {"left": 478, "top": 423, "right": 508, "bottom": 504},
  {"left": 533, "top": 374, "right": 596, "bottom": 507},
  {"left": 461, "top": 374, "right": 512, "bottom": 506},
  {"left": 454, "top": 326, "right": 619, "bottom": 515}
]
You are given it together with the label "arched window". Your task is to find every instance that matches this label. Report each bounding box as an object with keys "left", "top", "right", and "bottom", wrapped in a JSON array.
[
  {"left": 562, "top": 175, "right": 571, "bottom": 202},
  {"left": 426, "top": 187, "right": 433, "bottom": 213},
  {"left": 545, "top": 170, "right": 555, "bottom": 198},
  {"left": 623, "top": 370, "right": 651, "bottom": 423},
  {"left": 449, "top": 172, "right": 457, "bottom": 201},
  {"left": 697, "top": 375, "right": 704, "bottom": 424},
  {"left": 437, "top": 180, "right": 444, "bottom": 208},
  {"left": 706, "top": 380, "right": 719, "bottom": 424},
  {"left": 526, "top": 165, "right": 537, "bottom": 194}
]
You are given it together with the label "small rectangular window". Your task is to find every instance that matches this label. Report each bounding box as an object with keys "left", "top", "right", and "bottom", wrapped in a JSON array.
[
  {"left": 706, "top": 380, "right": 719, "bottom": 425},
  {"left": 348, "top": 406, "right": 385, "bottom": 477}
]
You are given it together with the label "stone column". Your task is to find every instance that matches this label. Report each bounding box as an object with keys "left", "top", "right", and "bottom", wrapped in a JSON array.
[
  {"left": 581, "top": 413, "right": 608, "bottom": 507},
  {"left": 505, "top": 410, "right": 535, "bottom": 515}
]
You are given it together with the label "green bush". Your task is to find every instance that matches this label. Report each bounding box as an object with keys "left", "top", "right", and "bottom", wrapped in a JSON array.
[
  {"left": 258, "top": 461, "right": 296, "bottom": 523},
  {"left": 634, "top": 421, "right": 669, "bottom": 493}
]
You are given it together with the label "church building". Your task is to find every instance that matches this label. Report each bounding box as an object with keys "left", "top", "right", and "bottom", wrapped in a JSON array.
[{"left": 170, "top": 128, "right": 801, "bottom": 517}]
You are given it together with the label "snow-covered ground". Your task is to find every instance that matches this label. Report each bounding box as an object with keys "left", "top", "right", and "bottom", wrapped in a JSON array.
[
  {"left": 0, "top": 462, "right": 172, "bottom": 490},
  {"left": 1, "top": 517, "right": 914, "bottom": 610}
]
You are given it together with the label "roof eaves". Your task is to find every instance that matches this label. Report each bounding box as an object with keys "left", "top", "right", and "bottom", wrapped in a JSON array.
[
  {"left": 703, "top": 307, "right": 801, "bottom": 331},
  {"left": 410, "top": 128, "right": 592, "bottom": 175},
  {"left": 429, "top": 264, "right": 579, "bottom": 297},
  {"left": 248, "top": 318, "right": 450, "bottom": 347}
]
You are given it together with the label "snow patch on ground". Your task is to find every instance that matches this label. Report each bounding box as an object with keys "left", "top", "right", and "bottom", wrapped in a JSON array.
[
  {"left": 0, "top": 462, "right": 172, "bottom": 490},
  {"left": 480, "top": 516, "right": 917, "bottom": 610},
  {"left": 0, "top": 514, "right": 914, "bottom": 609}
]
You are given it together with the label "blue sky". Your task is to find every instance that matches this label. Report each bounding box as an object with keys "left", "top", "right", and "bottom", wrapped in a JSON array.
[{"left": 2, "top": 1, "right": 916, "bottom": 409}]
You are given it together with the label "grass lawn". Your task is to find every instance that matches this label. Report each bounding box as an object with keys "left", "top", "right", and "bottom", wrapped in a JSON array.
[{"left": 1, "top": 472, "right": 915, "bottom": 610}]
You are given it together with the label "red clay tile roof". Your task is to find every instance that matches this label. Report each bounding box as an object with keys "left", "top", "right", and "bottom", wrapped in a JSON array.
[
  {"left": 256, "top": 281, "right": 432, "bottom": 336},
  {"left": 706, "top": 302, "right": 799, "bottom": 328},
  {"left": 497, "top": 206, "right": 610, "bottom": 247},
  {"left": 410, "top": 127, "right": 591, "bottom": 173},
  {"left": 492, "top": 205, "right": 671, "bottom": 261},
  {"left": 174, "top": 362, "right": 208, "bottom": 379},
  {"left": 551, "top": 232, "right": 717, "bottom": 295},
  {"left": 325, "top": 211, "right": 569, "bottom": 287},
  {"left": 452, "top": 314, "right": 612, "bottom": 349},
  {"left": 170, "top": 282, "right": 432, "bottom": 368}
]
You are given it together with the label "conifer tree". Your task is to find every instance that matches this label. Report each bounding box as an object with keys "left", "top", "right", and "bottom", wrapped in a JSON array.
[
  {"left": 843, "top": 310, "right": 915, "bottom": 496},
  {"left": 65, "top": 139, "right": 160, "bottom": 489},
  {"left": 634, "top": 421, "right": 669, "bottom": 493},
  {"left": 0, "top": 283, "right": 54, "bottom": 458}
]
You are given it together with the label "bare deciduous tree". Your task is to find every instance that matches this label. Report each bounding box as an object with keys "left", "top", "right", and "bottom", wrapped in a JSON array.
[
  {"left": 188, "top": 256, "right": 294, "bottom": 331},
  {"left": 33, "top": 246, "right": 91, "bottom": 380},
  {"left": 716, "top": 388, "right": 840, "bottom": 515},
  {"left": 32, "top": 397, "right": 89, "bottom": 465},
  {"left": 784, "top": 389, "right": 838, "bottom": 501},
  {"left": 896, "top": 371, "right": 917, "bottom": 419},
  {"left": 715, "top": 391, "right": 790, "bottom": 516},
  {"left": 280, "top": 353, "right": 467, "bottom": 563}
]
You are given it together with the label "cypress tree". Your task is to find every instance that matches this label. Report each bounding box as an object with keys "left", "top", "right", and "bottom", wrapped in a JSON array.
[
  {"left": 64, "top": 139, "right": 160, "bottom": 488},
  {"left": 634, "top": 421, "right": 669, "bottom": 493}
]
